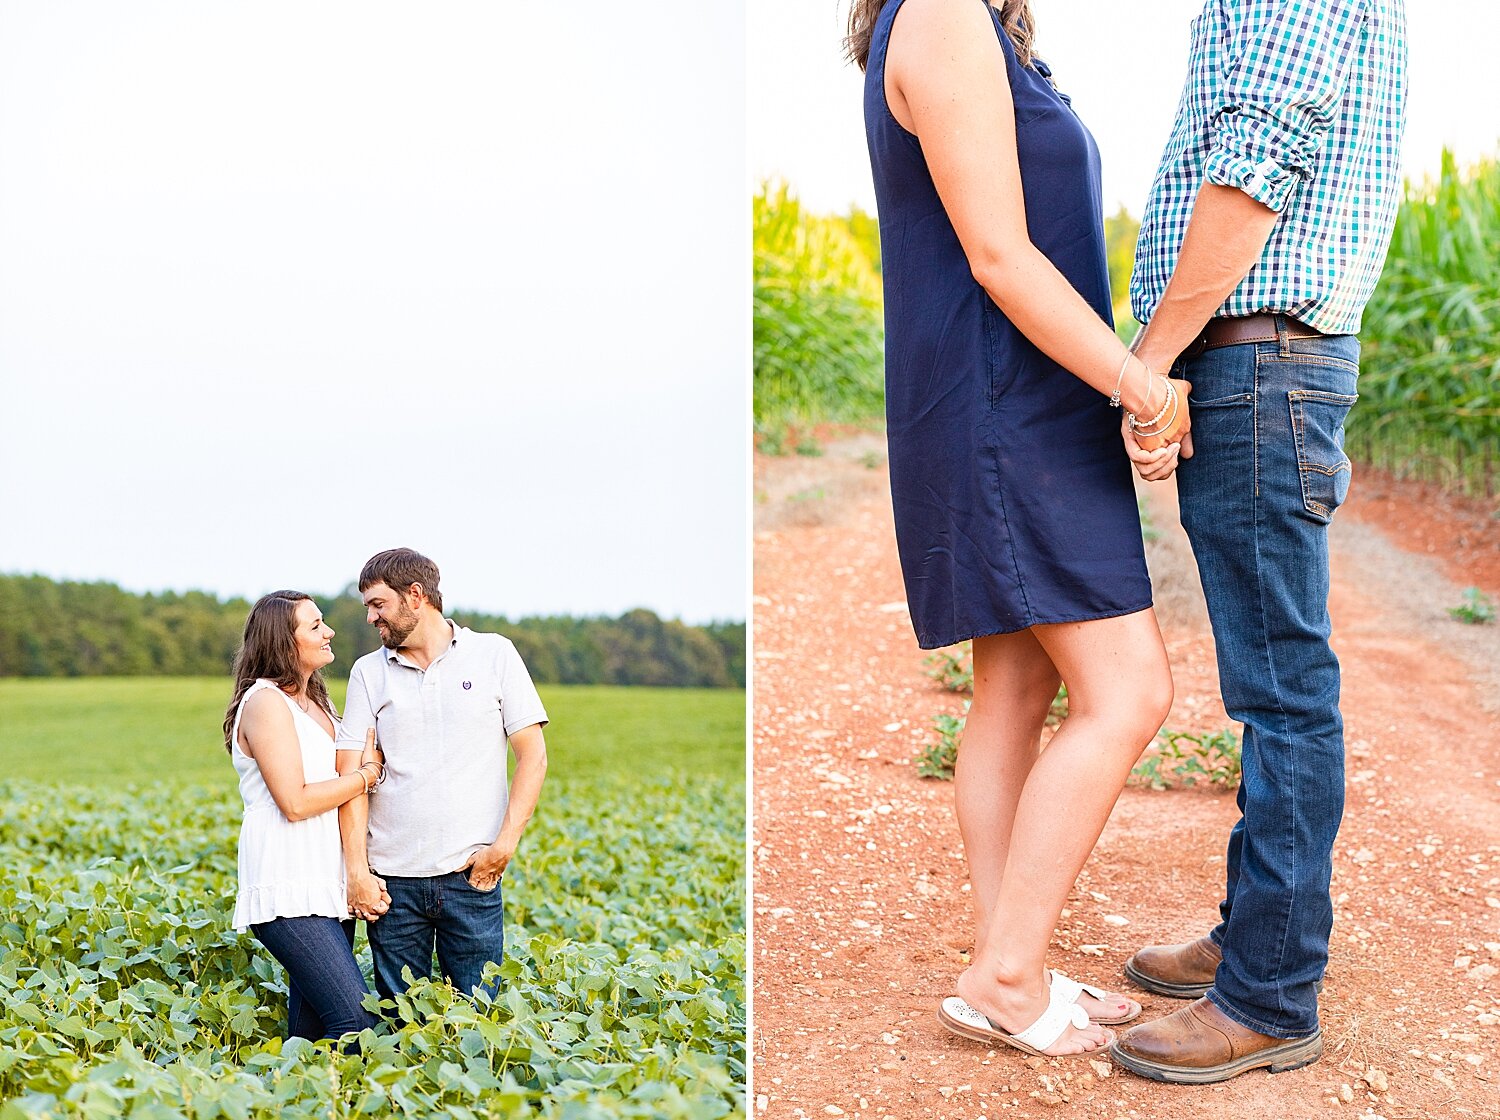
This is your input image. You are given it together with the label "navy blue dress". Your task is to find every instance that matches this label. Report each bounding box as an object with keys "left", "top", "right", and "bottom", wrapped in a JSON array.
[{"left": 864, "top": 0, "right": 1151, "bottom": 649}]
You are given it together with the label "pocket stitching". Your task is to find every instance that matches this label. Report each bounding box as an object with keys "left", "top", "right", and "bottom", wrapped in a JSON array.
[
  {"left": 1189, "top": 391, "right": 1255, "bottom": 408},
  {"left": 1288, "top": 390, "right": 1357, "bottom": 521},
  {"left": 1262, "top": 353, "right": 1360, "bottom": 374}
]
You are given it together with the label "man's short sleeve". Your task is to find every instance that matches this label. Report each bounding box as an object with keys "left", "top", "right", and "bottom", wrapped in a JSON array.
[
  {"left": 497, "top": 640, "right": 548, "bottom": 738},
  {"left": 1206, "top": 0, "right": 1368, "bottom": 212},
  {"left": 336, "top": 661, "right": 376, "bottom": 752}
]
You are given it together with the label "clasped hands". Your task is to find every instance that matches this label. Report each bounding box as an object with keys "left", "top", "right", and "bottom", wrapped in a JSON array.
[
  {"left": 1121, "top": 340, "right": 1193, "bottom": 481},
  {"left": 1122, "top": 376, "right": 1193, "bottom": 481},
  {"left": 348, "top": 869, "right": 391, "bottom": 922}
]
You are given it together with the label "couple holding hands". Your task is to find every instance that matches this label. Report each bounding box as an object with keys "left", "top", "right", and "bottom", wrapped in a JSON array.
[
  {"left": 855, "top": 0, "right": 1404, "bottom": 1085},
  {"left": 223, "top": 548, "right": 548, "bottom": 1041}
]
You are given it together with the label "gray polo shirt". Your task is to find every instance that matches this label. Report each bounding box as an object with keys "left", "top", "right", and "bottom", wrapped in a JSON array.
[{"left": 336, "top": 622, "right": 548, "bottom": 877}]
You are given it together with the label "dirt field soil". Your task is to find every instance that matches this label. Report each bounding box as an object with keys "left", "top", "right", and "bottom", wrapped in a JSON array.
[{"left": 752, "top": 438, "right": 1500, "bottom": 1120}]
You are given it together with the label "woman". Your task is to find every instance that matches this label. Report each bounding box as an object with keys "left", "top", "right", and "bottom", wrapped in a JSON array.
[
  {"left": 222, "top": 590, "right": 386, "bottom": 1042},
  {"left": 849, "top": 0, "right": 1189, "bottom": 1058}
]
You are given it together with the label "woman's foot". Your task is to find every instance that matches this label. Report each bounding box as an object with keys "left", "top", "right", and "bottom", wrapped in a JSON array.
[
  {"left": 1049, "top": 970, "right": 1141, "bottom": 1025},
  {"left": 954, "top": 965, "right": 1113, "bottom": 1056}
]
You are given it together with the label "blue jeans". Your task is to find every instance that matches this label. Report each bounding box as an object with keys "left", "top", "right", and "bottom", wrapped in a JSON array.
[
  {"left": 368, "top": 870, "right": 504, "bottom": 1001},
  {"left": 1174, "top": 321, "right": 1359, "bottom": 1039},
  {"left": 251, "top": 916, "right": 379, "bottom": 1042}
]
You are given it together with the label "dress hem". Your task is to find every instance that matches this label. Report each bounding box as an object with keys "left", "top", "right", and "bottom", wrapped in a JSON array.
[{"left": 915, "top": 598, "right": 1155, "bottom": 651}]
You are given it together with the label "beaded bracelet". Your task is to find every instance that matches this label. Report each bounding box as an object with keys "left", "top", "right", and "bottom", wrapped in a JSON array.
[
  {"left": 1131, "top": 380, "right": 1180, "bottom": 437},
  {"left": 1132, "top": 382, "right": 1177, "bottom": 436},
  {"left": 1128, "top": 375, "right": 1173, "bottom": 431}
]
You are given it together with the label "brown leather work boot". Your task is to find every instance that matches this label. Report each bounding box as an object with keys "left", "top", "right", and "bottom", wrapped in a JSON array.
[
  {"left": 1109, "top": 997, "right": 1323, "bottom": 1083},
  {"left": 1123, "top": 936, "right": 1221, "bottom": 999}
]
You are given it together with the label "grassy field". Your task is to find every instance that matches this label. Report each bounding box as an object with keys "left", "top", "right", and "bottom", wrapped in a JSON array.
[{"left": 0, "top": 678, "right": 744, "bottom": 787}]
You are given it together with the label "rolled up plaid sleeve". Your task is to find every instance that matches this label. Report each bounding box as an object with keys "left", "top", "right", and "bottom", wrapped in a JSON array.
[{"left": 1204, "top": 0, "right": 1368, "bottom": 212}]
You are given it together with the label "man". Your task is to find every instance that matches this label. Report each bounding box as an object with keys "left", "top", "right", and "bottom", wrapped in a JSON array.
[
  {"left": 1109, "top": 0, "right": 1407, "bottom": 1084},
  {"left": 335, "top": 548, "right": 549, "bottom": 1000}
]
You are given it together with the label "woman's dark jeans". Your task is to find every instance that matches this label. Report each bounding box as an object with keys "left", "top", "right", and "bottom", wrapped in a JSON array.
[{"left": 251, "top": 915, "right": 379, "bottom": 1042}]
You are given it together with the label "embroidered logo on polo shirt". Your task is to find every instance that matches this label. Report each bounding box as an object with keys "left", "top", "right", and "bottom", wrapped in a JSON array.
[{"left": 462, "top": 681, "right": 472, "bottom": 690}]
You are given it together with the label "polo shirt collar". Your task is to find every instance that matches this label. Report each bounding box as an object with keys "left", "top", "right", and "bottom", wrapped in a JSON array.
[{"left": 384, "top": 619, "right": 461, "bottom": 666}]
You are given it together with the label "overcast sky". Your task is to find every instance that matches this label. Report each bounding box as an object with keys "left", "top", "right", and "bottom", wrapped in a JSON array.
[
  {"left": 0, "top": 2, "right": 746, "bottom": 623},
  {"left": 751, "top": 0, "right": 1500, "bottom": 215}
]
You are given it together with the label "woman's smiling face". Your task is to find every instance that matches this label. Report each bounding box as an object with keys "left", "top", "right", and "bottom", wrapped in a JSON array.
[{"left": 292, "top": 598, "right": 336, "bottom": 675}]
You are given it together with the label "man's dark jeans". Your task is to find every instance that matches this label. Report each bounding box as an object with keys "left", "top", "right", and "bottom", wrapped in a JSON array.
[
  {"left": 1175, "top": 321, "right": 1360, "bottom": 1039},
  {"left": 368, "top": 869, "right": 504, "bottom": 1001},
  {"left": 251, "top": 915, "right": 379, "bottom": 1041}
]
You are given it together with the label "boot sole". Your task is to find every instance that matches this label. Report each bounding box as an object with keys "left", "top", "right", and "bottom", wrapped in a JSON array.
[
  {"left": 1108, "top": 1030, "right": 1323, "bottom": 1084},
  {"left": 1122, "top": 959, "right": 1212, "bottom": 999}
]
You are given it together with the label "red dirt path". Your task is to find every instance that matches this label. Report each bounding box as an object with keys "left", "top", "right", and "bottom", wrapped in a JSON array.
[
  {"left": 1342, "top": 469, "right": 1500, "bottom": 600},
  {"left": 751, "top": 439, "right": 1500, "bottom": 1120}
]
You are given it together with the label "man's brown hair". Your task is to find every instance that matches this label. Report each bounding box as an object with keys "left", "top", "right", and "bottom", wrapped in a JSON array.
[{"left": 359, "top": 548, "right": 444, "bottom": 612}]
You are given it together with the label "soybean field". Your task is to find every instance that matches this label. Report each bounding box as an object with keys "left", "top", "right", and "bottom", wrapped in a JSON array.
[{"left": 0, "top": 679, "right": 746, "bottom": 1119}]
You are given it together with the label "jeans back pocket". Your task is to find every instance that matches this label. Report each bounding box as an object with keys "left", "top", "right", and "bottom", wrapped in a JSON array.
[{"left": 1288, "top": 389, "right": 1358, "bottom": 523}]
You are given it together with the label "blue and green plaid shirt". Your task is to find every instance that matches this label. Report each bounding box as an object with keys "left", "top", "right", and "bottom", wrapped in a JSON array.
[{"left": 1131, "top": 0, "right": 1407, "bottom": 335}]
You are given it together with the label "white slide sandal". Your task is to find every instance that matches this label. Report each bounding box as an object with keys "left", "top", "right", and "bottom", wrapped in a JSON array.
[
  {"left": 937, "top": 984, "right": 1112, "bottom": 1058},
  {"left": 1047, "top": 968, "right": 1142, "bottom": 1025}
]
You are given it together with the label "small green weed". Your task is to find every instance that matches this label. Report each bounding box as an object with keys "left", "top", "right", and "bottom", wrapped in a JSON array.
[
  {"left": 1047, "top": 684, "right": 1069, "bottom": 727},
  {"left": 1138, "top": 496, "right": 1159, "bottom": 543},
  {"left": 917, "top": 702, "right": 969, "bottom": 779},
  {"left": 788, "top": 487, "right": 826, "bottom": 504},
  {"left": 924, "top": 645, "right": 973, "bottom": 693},
  {"left": 1447, "top": 586, "right": 1495, "bottom": 624},
  {"left": 757, "top": 425, "right": 788, "bottom": 457},
  {"left": 860, "top": 451, "right": 884, "bottom": 470},
  {"left": 795, "top": 436, "right": 824, "bottom": 457},
  {"left": 1130, "top": 728, "right": 1242, "bottom": 791},
  {"left": 914, "top": 684, "right": 1068, "bottom": 780}
]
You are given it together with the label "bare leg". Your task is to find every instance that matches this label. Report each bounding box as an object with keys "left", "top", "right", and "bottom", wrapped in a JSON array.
[
  {"left": 957, "top": 630, "right": 1057, "bottom": 950},
  {"left": 955, "top": 609, "right": 1173, "bottom": 1055}
]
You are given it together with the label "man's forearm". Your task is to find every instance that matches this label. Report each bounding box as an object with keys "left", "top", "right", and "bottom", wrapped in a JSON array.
[
  {"left": 494, "top": 752, "right": 546, "bottom": 851},
  {"left": 1135, "top": 183, "right": 1282, "bottom": 368},
  {"left": 335, "top": 752, "right": 372, "bottom": 875},
  {"left": 339, "top": 799, "right": 371, "bottom": 871}
]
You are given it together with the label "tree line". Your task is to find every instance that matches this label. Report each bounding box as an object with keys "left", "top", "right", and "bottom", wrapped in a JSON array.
[{"left": 0, "top": 574, "right": 745, "bottom": 688}]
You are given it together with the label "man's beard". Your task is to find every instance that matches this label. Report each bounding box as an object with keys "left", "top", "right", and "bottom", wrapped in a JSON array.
[{"left": 377, "top": 603, "right": 419, "bottom": 649}]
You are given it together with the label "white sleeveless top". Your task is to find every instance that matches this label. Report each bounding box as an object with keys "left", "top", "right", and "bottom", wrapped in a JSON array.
[{"left": 230, "top": 679, "right": 349, "bottom": 930}]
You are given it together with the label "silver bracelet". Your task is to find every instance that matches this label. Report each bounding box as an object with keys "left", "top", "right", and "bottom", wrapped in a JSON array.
[{"left": 1108, "top": 353, "right": 1133, "bottom": 409}]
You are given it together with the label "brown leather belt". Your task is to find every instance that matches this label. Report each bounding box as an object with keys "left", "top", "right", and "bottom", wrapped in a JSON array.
[{"left": 1183, "top": 314, "right": 1325, "bottom": 356}]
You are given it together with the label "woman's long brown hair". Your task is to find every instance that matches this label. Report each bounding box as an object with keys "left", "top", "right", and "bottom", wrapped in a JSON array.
[
  {"left": 222, "top": 590, "right": 335, "bottom": 753},
  {"left": 846, "top": 0, "right": 1036, "bottom": 72}
]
